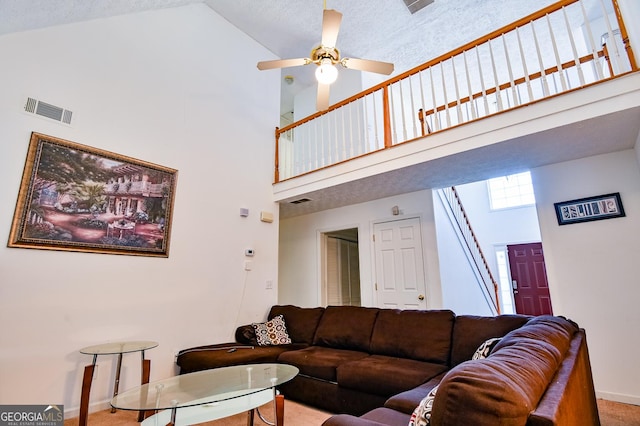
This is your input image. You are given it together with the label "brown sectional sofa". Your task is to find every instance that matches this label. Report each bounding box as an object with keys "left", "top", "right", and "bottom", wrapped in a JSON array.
[{"left": 176, "top": 305, "right": 600, "bottom": 425}]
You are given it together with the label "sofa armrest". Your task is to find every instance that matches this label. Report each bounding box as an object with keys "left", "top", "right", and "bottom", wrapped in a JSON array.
[
  {"left": 235, "top": 324, "right": 258, "bottom": 345},
  {"left": 527, "top": 330, "right": 600, "bottom": 426},
  {"left": 176, "top": 342, "right": 306, "bottom": 374}
]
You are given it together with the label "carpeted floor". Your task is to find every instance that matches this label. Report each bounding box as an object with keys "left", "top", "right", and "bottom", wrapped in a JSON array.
[
  {"left": 598, "top": 399, "right": 640, "bottom": 426},
  {"left": 63, "top": 400, "right": 332, "bottom": 425},
  {"left": 65, "top": 398, "right": 640, "bottom": 425}
]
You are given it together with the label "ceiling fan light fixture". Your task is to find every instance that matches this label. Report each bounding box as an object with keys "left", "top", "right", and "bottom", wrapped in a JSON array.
[{"left": 315, "top": 58, "right": 338, "bottom": 85}]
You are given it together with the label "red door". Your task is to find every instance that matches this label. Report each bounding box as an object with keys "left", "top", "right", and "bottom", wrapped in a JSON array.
[{"left": 507, "top": 243, "right": 553, "bottom": 316}]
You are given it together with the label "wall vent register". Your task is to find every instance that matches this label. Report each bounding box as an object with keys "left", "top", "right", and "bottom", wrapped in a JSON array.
[
  {"left": 402, "top": 0, "right": 434, "bottom": 14},
  {"left": 24, "top": 97, "right": 73, "bottom": 125}
]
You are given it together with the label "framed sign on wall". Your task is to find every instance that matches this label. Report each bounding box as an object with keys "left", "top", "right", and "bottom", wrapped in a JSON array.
[{"left": 554, "top": 192, "right": 625, "bottom": 226}]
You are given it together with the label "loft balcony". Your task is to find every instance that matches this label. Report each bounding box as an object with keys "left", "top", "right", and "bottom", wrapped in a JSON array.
[{"left": 272, "top": 0, "right": 639, "bottom": 219}]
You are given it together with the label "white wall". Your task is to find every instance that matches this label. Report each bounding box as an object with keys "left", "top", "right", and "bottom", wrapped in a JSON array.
[
  {"left": 454, "top": 180, "right": 541, "bottom": 269},
  {"left": 432, "top": 192, "right": 495, "bottom": 315},
  {"left": 279, "top": 190, "right": 443, "bottom": 309},
  {"left": 0, "top": 5, "right": 281, "bottom": 415},
  {"left": 619, "top": 0, "right": 640, "bottom": 66},
  {"left": 533, "top": 149, "right": 640, "bottom": 405}
]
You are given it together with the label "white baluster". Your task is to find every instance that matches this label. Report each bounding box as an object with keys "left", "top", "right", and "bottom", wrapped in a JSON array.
[
  {"left": 546, "top": 13, "right": 568, "bottom": 91},
  {"left": 579, "top": 0, "right": 605, "bottom": 80},
  {"left": 515, "top": 25, "right": 534, "bottom": 102},
  {"left": 428, "top": 66, "right": 440, "bottom": 131},
  {"left": 562, "top": 5, "right": 585, "bottom": 86},
  {"left": 451, "top": 55, "right": 463, "bottom": 124},
  {"left": 501, "top": 33, "right": 520, "bottom": 107},
  {"left": 474, "top": 45, "right": 490, "bottom": 116},
  {"left": 439, "top": 61, "right": 452, "bottom": 127},
  {"left": 531, "top": 20, "right": 550, "bottom": 97},
  {"left": 488, "top": 39, "right": 504, "bottom": 111},
  {"left": 462, "top": 50, "right": 477, "bottom": 120}
]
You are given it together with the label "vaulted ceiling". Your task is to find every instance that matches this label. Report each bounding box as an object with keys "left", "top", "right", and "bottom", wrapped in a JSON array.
[{"left": 0, "top": 0, "right": 556, "bottom": 113}]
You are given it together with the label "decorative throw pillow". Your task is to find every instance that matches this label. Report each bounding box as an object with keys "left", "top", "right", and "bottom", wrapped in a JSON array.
[
  {"left": 408, "top": 385, "right": 438, "bottom": 426},
  {"left": 472, "top": 337, "right": 502, "bottom": 360},
  {"left": 252, "top": 315, "right": 292, "bottom": 346}
]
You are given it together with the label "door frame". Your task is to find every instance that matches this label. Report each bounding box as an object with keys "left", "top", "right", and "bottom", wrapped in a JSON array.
[{"left": 317, "top": 224, "right": 362, "bottom": 306}]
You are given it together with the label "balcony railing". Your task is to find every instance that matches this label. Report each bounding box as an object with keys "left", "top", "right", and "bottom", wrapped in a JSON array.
[{"left": 274, "top": 0, "right": 636, "bottom": 182}]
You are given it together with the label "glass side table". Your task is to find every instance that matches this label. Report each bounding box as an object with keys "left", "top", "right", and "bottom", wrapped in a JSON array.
[{"left": 78, "top": 340, "right": 158, "bottom": 426}]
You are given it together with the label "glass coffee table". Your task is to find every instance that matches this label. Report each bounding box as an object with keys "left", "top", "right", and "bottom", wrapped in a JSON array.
[{"left": 111, "top": 363, "right": 298, "bottom": 426}]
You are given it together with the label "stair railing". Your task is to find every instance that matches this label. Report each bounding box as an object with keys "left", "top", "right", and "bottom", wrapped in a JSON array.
[{"left": 440, "top": 186, "right": 501, "bottom": 314}]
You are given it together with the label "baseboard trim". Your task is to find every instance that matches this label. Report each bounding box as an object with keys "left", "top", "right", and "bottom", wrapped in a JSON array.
[
  {"left": 596, "top": 391, "right": 640, "bottom": 406},
  {"left": 64, "top": 400, "right": 111, "bottom": 419}
]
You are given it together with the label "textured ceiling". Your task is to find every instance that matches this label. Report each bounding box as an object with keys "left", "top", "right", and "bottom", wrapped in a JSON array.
[{"left": 0, "top": 0, "right": 556, "bottom": 113}]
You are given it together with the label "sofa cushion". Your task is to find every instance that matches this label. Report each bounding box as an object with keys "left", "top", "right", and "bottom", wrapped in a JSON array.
[
  {"left": 370, "top": 309, "right": 455, "bottom": 364},
  {"left": 337, "top": 355, "right": 448, "bottom": 397},
  {"left": 430, "top": 316, "right": 578, "bottom": 426},
  {"left": 313, "top": 306, "right": 379, "bottom": 352},
  {"left": 323, "top": 408, "right": 411, "bottom": 426},
  {"left": 269, "top": 305, "right": 325, "bottom": 344},
  {"left": 384, "top": 373, "right": 445, "bottom": 415},
  {"left": 277, "top": 346, "right": 369, "bottom": 382},
  {"left": 449, "top": 314, "right": 530, "bottom": 367},
  {"left": 253, "top": 315, "right": 292, "bottom": 346},
  {"left": 361, "top": 408, "right": 412, "bottom": 425}
]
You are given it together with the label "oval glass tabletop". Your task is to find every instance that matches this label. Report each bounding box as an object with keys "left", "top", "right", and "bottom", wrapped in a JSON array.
[
  {"left": 111, "top": 363, "right": 299, "bottom": 411},
  {"left": 80, "top": 341, "right": 158, "bottom": 355}
]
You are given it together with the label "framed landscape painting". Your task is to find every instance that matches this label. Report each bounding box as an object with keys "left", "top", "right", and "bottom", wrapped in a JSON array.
[{"left": 8, "top": 132, "right": 178, "bottom": 257}]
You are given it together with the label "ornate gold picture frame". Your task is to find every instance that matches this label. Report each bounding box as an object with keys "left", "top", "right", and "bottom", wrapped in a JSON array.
[{"left": 8, "top": 132, "right": 178, "bottom": 257}]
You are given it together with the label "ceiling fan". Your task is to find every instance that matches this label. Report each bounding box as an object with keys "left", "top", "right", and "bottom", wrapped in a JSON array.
[{"left": 257, "top": 8, "right": 394, "bottom": 111}]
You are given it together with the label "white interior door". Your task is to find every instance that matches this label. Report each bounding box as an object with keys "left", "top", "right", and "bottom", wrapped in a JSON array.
[{"left": 373, "top": 217, "right": 427, "bottom": 309}]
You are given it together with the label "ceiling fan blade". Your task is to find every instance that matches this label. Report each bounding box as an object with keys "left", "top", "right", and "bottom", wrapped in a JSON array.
[
  {"left": 316, "top": 83, "right": 331, "bottom": 111},
  {"left": 257, "top": 58, "right": 310, "bottom": 70},
  {"left": 341, "top": 57, "right": 394, "bottom": 75},
  {"left": 321, "top": 9, "right": 342, "bottom": 48}
]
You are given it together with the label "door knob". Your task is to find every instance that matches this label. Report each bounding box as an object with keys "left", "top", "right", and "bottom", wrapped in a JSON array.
[{"left": 418, "top": 294, "right": 425, "bottom": 301}]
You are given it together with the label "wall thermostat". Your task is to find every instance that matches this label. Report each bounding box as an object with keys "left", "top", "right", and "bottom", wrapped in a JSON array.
[{"left": 245, "top": 249, "right": 255, "bottom": 256}]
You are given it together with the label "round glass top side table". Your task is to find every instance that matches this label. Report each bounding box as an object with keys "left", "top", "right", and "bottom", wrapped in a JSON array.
[{"left": 78, "top": 340, "right": 158, "bottom": 426}]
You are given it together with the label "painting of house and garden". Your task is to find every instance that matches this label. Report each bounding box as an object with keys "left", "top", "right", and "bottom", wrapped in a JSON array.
[{"left": 8, "top": 133, "right": 177, "bottom": 257}]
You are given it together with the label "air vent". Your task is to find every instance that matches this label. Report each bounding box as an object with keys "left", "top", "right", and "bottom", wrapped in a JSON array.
[
  {"left": 24, "top": 97, "right": 73, "bottom": 125},
  {"left": 402, "top": 0, "right": 434, "bottom": 14},
  {"left": 290, "top": 198, "right": 312, "bottom": 204}
]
